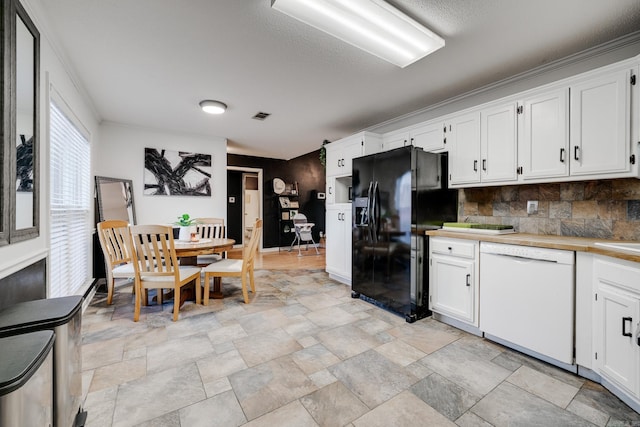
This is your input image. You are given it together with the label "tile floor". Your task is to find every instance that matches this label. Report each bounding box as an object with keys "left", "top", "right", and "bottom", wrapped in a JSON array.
[{"left": 81, "top": 270, "right": 640, "bottom": 427}]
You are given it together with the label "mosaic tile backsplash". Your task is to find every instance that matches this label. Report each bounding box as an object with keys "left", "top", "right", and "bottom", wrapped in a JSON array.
[{"left": 458, "top": 178, "right": 640, "bottom": 240}]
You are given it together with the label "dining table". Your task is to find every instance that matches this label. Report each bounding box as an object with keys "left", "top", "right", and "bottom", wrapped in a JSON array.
[
  {"left": 173, "top": 237, "right": 235, "bottom": 265},
  {"left": 173, "top": 237, "right": 236, "bottom": 301}
]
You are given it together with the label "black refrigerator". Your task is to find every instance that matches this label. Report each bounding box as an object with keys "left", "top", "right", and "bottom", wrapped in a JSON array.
[{"left": 351, "top": 146, "right": 457, "bottom": 322}]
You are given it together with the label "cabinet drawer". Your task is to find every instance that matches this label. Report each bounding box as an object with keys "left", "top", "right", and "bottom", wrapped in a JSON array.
[{"left": 430, "top": 238, "right": 476, "bottom": 259}]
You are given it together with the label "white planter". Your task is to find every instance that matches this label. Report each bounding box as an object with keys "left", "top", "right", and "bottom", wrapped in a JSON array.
[{"left": 178, "top": 226, "right": 195, "bottom": 241}]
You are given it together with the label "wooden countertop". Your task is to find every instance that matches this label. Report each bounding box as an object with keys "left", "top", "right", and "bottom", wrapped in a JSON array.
[{"left": 425, "top": 230, "right": 640, "bottom": 263}]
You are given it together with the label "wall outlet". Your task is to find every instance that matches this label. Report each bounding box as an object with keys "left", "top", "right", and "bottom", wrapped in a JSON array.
[{"left": 527, "top": 200, "right": 538, "bottom": 214}]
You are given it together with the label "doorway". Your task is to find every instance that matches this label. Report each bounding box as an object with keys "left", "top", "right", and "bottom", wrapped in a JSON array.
[
  {"left": 227, "top": 166, "right": 263, "bottom": 248},
  {"left": 243, "top": 174, "right": 259, "bottom": 244}
]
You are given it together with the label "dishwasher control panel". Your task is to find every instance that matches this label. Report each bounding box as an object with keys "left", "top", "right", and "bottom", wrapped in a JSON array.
[{"left": 480, "top": 242, "right": 574, "bottom": 265}]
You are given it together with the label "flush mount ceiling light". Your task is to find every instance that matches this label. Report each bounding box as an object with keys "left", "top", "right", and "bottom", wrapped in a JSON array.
[
  {"left": 271, "top": 0, "right": 444, "bottom": 68},
  {"left": 199, "top": 100, "right": 227, "bottom": 115}
]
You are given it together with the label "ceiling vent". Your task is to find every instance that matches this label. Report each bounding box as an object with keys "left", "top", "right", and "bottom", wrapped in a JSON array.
[{"left": 252, "top": 112, "right": 271, "bottom": 121}]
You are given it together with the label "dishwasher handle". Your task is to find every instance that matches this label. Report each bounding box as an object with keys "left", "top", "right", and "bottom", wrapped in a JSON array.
[{"left": 485, "top": 252, "right": 559, "bottom": 264}]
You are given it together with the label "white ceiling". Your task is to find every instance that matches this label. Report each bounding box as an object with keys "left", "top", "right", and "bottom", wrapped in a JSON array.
[{"left": 34, "top": 0, "right": 640, "bottom": 160}]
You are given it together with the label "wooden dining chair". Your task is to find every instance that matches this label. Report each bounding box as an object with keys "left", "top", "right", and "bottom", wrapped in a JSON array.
[
  {"left": 97, "top": 220, "right": 135, "bottom": 305},
  {"left": 202, "top": 219, "right": 262, "bottom": 305},
  {"left": 128, "top": 225, "right": 202, "bottom": 321},
  {"left": 195, "top": 218, "right": 226, "bottom": 265}
]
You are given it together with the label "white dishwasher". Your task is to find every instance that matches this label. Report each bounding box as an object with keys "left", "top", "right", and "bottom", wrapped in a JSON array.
[{"left": 480, "top": 242, "right": 576, "bottom": 370}]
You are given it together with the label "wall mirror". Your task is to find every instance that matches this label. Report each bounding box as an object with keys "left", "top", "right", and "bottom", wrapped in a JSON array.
[
  {"left": 1, "top": 0, "right": 40, "bottom": 244},
  {"left": 95, "top": 176, "right": 137, "bottom": 225}
]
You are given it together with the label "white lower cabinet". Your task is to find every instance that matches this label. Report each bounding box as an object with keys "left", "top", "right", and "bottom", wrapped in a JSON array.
[
  {"left": 593, "top": 256, "right": 640, "bottom": 408},
  {"left": 428, "top": 237, "right": 479, "bottom": 326},
  {"left": 325, "top": 205, "right": 352, "bottom": 284}
]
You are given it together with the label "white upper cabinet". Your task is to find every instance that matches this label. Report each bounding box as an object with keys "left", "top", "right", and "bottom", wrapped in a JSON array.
[
  {"left": 382, "top": 129, "right": 409, "bottom": 151},
  {"left": 411, "top": 121, "right": 446, "bottom": 152},
  {"left": 379, "top": 55, "right": 639, "bottom": 188},
  {"left": 382, "top": 120, "right": 446, "bottom": 152},
  {"left": 448, "top": 111, "right": 481, "bottom": 186},
  {"left": 326, "top": 132, "right": 382, "bottom": 177},
  {"left": 448, "top": 102, "right": 518, "bottom": 188},
  {"left": 480, "top": 102, "right": 518, "bottom": 183},
  {"left": 518, "top": 87, "right": 570, "bottom": 180},
  {"left": 570, "top": 65, "right": 637, "bottom": 177}
]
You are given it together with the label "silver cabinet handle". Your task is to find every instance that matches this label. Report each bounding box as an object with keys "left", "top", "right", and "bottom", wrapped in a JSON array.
[
  {"left": 560, "top": 148, "right": 565, "bottom": 163},
  {"left": 574, "top": 146, "right": 580, "bottom": 161},
  {"left": 466, "top": 274, "right": 471, "bottom": 287}
]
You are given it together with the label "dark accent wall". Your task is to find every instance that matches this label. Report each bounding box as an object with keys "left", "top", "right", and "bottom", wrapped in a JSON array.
[
  {"left": 0, "top": 258, "right": 47, "bottom": 309},
  {"left": 228, "top": 149, "right": 326, "bottom": 248},
  {"left": 227, "top": 170, "right": 244, "bottom": 244}
]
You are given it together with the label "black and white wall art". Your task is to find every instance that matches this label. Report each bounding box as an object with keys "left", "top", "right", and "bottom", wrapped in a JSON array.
[
  {"left": 16, "top": 134, "right": 34, "bottom": 192},
  {"left": 144, "top": 147, "right": 212, "bottom": 196}
]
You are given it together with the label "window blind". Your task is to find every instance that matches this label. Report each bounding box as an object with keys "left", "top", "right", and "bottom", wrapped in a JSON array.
[{"left": 49, "top": 100, "right": 91, "bottom": 298}]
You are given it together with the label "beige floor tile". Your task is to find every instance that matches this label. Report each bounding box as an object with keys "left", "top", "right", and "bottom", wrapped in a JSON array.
[
  {"left": 352, "top": 391, "right": 456, "bottom": 427},
  {"left": 229, "top": 356, "right": 317, "bottom": 421},
  {"left": 305, "top": 305, "right": 361, "bottom": 329},
  {"left": 243, "top": 400, "right": 319, "bottom": 427},
  {"left": 291, "top": 343, "right": 340, "bottom": 374},
  {"left": 179, "top": 390, "right": 247, "bottom": 427},
  {"left": 507, "top": 365, "right": 580, "bottom": 408},
  {"left": 112, "top": 363, "right": 206, "bottom": 427},
  {"left": 197, "top": 349, "right": 248, "bottom": 383},
  {"left": 234, "top": 327, "right": 302, "bottom": 367},
  {"left": 81, "top": 269, "right": 637, "bottom": 426},
  {"left": 329, "top": 350, "right": 418, "bottom": 408},
  {"left": 90, "top": 356, "right": 146, "bottom": 392},
  {"left": 300, "top": 381, "right": 369, "bottom": 427},
  {"left": 375, "top": 339, "right": 426, "bottom": 367}
]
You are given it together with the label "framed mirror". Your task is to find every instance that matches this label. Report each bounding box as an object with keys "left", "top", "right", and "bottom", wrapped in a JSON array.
[
  {"left": 1, "top": 0, "right": 40, "bottom": 244},
  {"left": 95, "top": 176, "right": 137, "bottom": 225}
]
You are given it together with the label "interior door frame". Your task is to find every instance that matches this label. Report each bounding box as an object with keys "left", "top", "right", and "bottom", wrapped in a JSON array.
[{"left": 227, "top": 166, "right": 263, "bottom": 251}]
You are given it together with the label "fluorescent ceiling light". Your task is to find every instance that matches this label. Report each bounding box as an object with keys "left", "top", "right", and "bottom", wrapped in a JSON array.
[
  {"left": 199, "top": 100, "right": 227, "bottom": 114},
  {"left": 271, "top": 0, "right": 444, "bottom": 68}
]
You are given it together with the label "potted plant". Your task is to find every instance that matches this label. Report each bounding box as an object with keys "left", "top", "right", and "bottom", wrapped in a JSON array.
[{"left": 175, "top": 213, "right": 197, "bottom": 241}]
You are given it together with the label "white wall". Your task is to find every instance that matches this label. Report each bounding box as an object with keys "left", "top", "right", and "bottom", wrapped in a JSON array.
[
  {"left": 96, "top": 123, "right": 228, "bottom": 225},
  {"left": 0, "top": 0, "right": 100, "bottom": 284}
]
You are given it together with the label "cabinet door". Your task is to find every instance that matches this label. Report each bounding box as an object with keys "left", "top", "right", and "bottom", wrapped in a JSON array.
[
  {"left": 325, "top": 206, "right": 344, "bottom": 276},
  {"left": 325, "top": 144, "right": 342, "bottom": 177},
  {"left": 429, "top": 254, "right": 476, "bottom": 325},
  {"left": 325, "top": 206, "right": 351, "bottom": 281},
  {"left": 448, "top": 111, "right": 481, "bottom": 186},
  {"left": 341, "top": 138, "right": 364, "bottom": 176},
  {"left": 570, "top": 67, "right": 632, "bottom": 176},
  {"left": 519, "top": 88, "right": 569, "bottom": 180},
  {"left": 481, "top": 102, "right": 518, "bottom": 183},
  {"left": 411, "top": 121, "right": 444, "bottom": 152},
  {"left": 342, "top": 209, "right": 352, "bottom": 280},
  {"left": 326, "top": 176, "right": 335, "bottom": 205},
  {"left": 595, "top": 283, "right": 640, "bottom": 396},
  {"left": 383, "top": 131, "right": 409, "bottom": 152}
]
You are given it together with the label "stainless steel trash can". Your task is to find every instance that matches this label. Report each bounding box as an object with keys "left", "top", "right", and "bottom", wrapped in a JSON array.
[
  {"left": 0, "top": 330, "right": 54, "bottom": 426},
  {"left": 0, "top": 296, "right": 85, "bottom": 427}
]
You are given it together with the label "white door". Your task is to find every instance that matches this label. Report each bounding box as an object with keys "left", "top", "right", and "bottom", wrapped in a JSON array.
[
  {"left": 519, "top": 88, "right": 570, "bottom": 180},
  {"left": 481, "top": 102, "right": 518, "bottom": 183},
  {"left": 570, "top": 67, "right": 632, "bottom": 176},
  {"left": 448, "top": 111, "right": 481, "bottom": 186},
  {"left": 595, "top": 283, "right": 640, "bottom": 396},
  {"left": 243, "top": 174, "right": 260, "bottom": 244},
  {"left": 430, "top": 255, "right": 475, "bottom": 324},
  {"left": 411, "top": 121, "right": 444, "bottom": 152}
]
